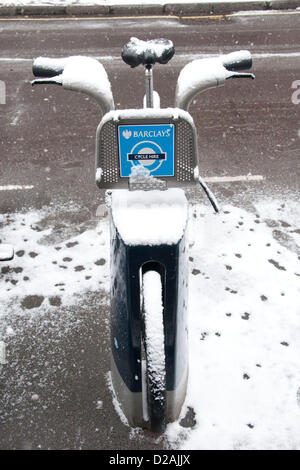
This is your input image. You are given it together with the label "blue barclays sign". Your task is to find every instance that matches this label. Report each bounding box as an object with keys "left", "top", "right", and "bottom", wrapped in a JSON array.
[{"left": 118, "top": 123, "right": 175, "bottom": 177}]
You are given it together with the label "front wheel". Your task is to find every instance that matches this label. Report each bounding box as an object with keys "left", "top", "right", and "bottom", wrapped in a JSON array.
[{"left": 141, "top": 270, "right": 166, "bottom": 433}]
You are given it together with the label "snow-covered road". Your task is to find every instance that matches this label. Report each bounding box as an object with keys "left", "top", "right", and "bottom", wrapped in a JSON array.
[{"left": 1, "top": 188, "right": 299, "bottom": 449}]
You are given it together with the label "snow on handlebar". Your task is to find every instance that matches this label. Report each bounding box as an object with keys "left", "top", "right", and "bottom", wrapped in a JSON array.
[
  {"left": 32, "top": 56, "right": 115, "bottom": 114},
  {"left": 175, "top": 50, "right": 255, "bottom": 111},
  {"left": 32, "top": 57, "right": 67, "bottom": 77},
  {"left": 0, "top": 244, "right": 14, "bottom": 262}
]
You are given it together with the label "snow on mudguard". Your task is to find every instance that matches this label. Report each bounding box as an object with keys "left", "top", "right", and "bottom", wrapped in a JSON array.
[{"left": 118, "top": 124, "right": 175, "bottom": 178}]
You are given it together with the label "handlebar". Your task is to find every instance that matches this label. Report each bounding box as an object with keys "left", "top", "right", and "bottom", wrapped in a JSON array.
[
  {"left": 175, "top": 50, "right": 255, "bottom": 111},
  {"left": 221, "top": 50, "right": 252, "bottom": 71},
  {"left": 32, "top": 57, "right": 67, "bottom": 78},
  {"left": 32, "top": 50, "right": 254, "bottom": 115},
  {"left": 32, "top": 56, "right": 115, "bottom": 115},
  {"left": 31, "top": 45, "right": 255, "bottom": 214}
]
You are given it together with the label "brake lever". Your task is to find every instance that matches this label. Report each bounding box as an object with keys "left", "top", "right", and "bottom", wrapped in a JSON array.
[
  {"left": 31, "top": 76, "right": 63, "bottom": 86},
  {"left": 198, "top": 175, "right": 220, "bottom": 213},
  {"left": 226, "top": 72, "right": 255, "bottom": 80}
]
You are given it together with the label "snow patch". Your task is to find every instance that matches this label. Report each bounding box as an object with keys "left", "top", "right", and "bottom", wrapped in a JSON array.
[
  {"left": 0, "top": 206, "right": 110, "bottom": 315},
  {"left": 111, "top": 188, "right": 188, "bottom": 245},
  {"left": 101, "top": 108, "right": 194, "bottom": 127},
  {"left": 1, "top": 195, "right": 300, "bottom": 449},
  {"left": 166, "top": 199, "right": 300, "bottom": 450}
]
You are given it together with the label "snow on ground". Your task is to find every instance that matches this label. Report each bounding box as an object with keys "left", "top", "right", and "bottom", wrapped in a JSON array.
[
  {"left": 0, "top": 202, "right": 110, "bottom": 317},
  {"left": 167, "top": 197, "right": 300, "bottom": 450},
  {"left": 0, "top": 194, "right": 299, "bottom": 449}
]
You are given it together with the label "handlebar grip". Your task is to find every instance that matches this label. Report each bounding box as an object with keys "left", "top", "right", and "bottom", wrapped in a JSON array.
[
  {"left": 32, "top": 57, "right": 66, "bottom": 77},
  {"left": 222, "top": 50, "right": 252, "bottom": 71},
  {"left": 32, "top": 56, "right": 115, "bottom": 113}
]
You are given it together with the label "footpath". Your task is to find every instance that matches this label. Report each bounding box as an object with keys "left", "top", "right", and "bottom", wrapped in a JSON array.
[{"left": 0, "top": 0, "right": 299, "bottom": 18}]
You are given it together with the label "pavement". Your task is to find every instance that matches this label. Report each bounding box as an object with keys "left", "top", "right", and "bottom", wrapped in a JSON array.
[
  {"left": 0, "top": 0, "right": 299, "bottom": 18},
  {"left": 0, "top": 10, "right": 299, "bottom": 450}
]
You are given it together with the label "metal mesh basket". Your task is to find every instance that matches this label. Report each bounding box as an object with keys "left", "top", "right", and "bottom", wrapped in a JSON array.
[{"left": 96, "top": 109, "right": 199, "bottom": 190}]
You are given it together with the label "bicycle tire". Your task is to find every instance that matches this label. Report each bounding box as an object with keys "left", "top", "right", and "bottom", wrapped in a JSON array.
[{"left": 142, "top": 270, "right": 166, "bottom": 433}]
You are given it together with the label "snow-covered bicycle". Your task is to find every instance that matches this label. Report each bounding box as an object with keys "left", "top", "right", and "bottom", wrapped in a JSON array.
[{"left": 32, "top": 37, "right": 254, "bottom": 433}]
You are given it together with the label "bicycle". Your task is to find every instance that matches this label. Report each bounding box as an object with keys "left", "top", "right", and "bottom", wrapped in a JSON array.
[{"left": 32, "top": 37, "right": 254, "bottom": 433}]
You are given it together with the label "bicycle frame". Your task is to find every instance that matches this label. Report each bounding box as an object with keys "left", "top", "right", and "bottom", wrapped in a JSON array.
[{"left": 32, "top": 42, "right": 254, "bottom": 432}]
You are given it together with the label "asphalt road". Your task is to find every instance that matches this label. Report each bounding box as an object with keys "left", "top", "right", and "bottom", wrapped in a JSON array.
[{"left": 0, "top": 11, "right": 299, "bottom": 450}]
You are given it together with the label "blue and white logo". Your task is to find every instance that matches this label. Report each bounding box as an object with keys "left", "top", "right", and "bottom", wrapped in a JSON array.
[{"left": 118, "top": 124, "right": 174, "bottom": 177}]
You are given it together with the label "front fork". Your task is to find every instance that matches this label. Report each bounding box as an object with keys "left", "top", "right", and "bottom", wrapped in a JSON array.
[{"left": 108, "top": 206, "right": 189, "bottom": 428}]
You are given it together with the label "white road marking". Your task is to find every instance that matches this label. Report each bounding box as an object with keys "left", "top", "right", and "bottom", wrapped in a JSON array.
[
  {"left": 230, "top": 10, "right": 300, "bottom": 17},
  {"left": 203, "top": 175, "right": 264, "bottom": 183},
  {"left": 0, "top": 185, "right": 34, "bottom": 191},
  {"left": 0, "top": 58, "right": 32, "bottom": 62},
  {"left": 252, "top": 52, "right": 300, "bottom": 59},
  {"left": 1, "top": 52, "right": 300, "bottom": 63},
  {"left": 175, "top": 52, "right": 300, "bottom": 62}
]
